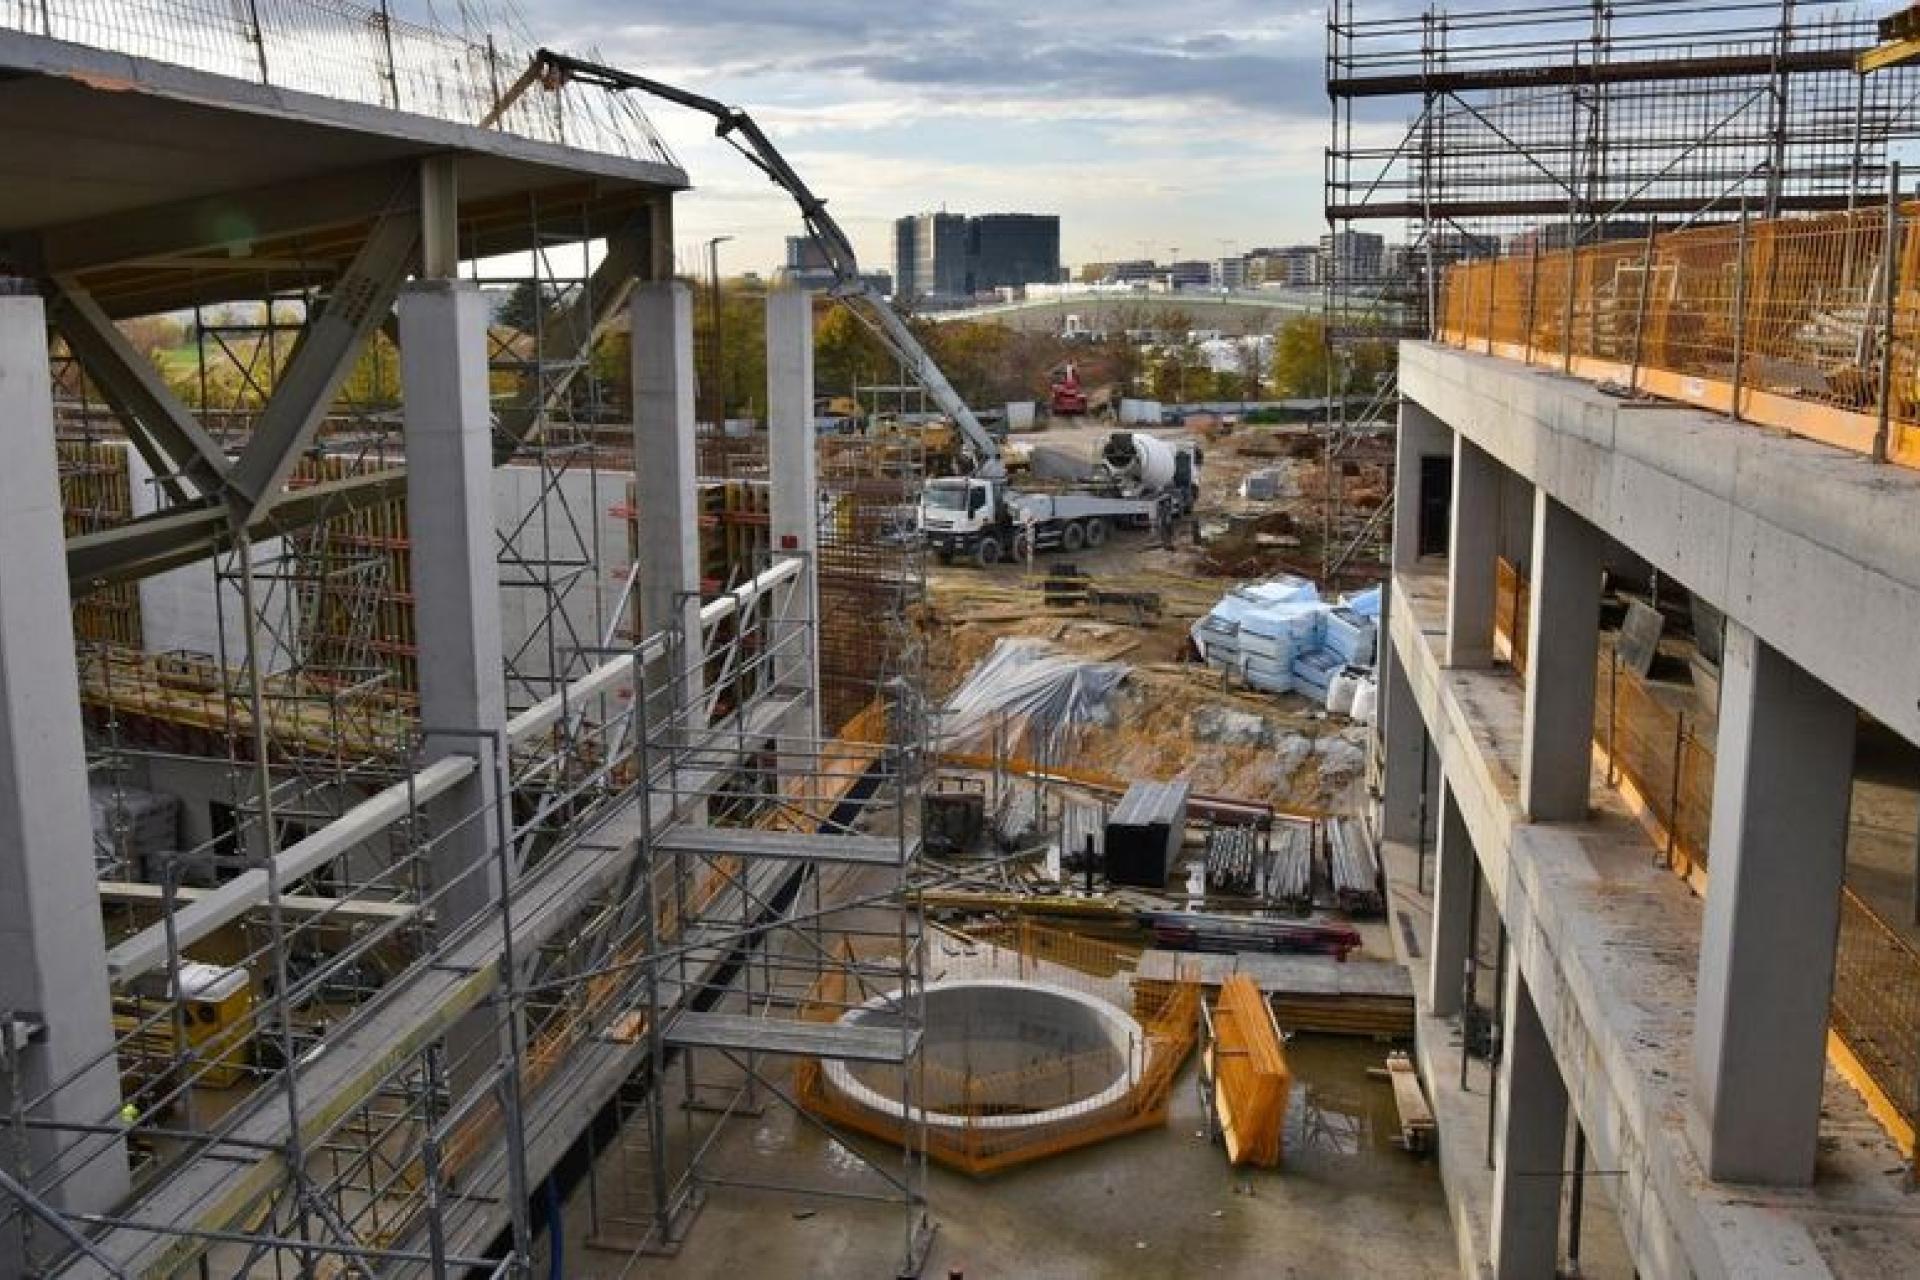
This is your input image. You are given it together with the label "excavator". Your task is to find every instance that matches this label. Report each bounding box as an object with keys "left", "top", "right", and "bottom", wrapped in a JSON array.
[{"left": 520, "top": 52, "right": 1197, "bottom": 567}]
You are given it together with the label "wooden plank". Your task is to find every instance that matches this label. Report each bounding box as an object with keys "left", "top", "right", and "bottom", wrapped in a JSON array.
[{"left": 1386, "top": 1051, "right": 1435, "bottom": 1154}]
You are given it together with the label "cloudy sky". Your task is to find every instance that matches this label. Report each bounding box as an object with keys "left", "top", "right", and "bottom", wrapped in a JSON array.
[{"left": 507, "top": 1, "right": 1338, "bottom": 277}]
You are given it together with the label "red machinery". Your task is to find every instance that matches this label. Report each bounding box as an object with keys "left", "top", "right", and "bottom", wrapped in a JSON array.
[{"left": 1049, "top": 363, "right": 1089, "bottom": 416}]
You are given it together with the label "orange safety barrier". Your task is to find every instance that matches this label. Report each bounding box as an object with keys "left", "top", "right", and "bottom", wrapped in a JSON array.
[
  {"left": 1208, "top": 975, "right": 1290, "bottom": 1168},
  {"left": 1438, "top": 204, "right": 1920, "bottom": 469}
]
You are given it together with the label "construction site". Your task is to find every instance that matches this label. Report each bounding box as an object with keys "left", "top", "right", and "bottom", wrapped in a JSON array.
[{"left": 6, "top": 1, "right": 1920, "bottom": 1277}]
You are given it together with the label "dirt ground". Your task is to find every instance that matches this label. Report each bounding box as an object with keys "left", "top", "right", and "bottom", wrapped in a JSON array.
[{"left": 927, "top": 419, "right": 1381, "bottom": 814}]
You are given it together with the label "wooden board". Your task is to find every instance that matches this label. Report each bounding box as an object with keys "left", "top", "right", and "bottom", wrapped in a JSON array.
[{"left": 1385, "top": 1052, "right": 1435, "bottom": 1154}]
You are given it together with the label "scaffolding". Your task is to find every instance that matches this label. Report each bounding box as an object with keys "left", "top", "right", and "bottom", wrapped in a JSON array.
[
  {"left": 576, "top": 557, "right": 933, "bottom": 1275},
  {"left": 1321, "top": 0, "right": 1920, "bottom": 576}
]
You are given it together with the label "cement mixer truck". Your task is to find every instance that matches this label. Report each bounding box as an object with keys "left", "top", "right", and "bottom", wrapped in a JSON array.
[
  {"left": 918, "top": 431, "right": 1201, "bottom": 567},
  {"left": 511, "top": 53, "right": 1199, "bottom": 569}
]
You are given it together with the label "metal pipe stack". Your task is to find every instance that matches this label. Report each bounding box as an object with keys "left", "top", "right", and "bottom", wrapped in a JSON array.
[
  {"left": 1204, "top": 824, "right": 1263, "bottom": 895},
  {"left": 1266, "top": 822, "right": 1314, "bottom": 911},
  {"left": 1326, "top": 817, "right": 1384, "bottom": 917}
]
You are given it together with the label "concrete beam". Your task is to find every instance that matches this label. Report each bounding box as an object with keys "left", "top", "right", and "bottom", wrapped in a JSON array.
[
  {"left": 766, "top": 286, "right": 820, "bottom": 744},
  {"left": 1490, "top": 955, "right": 1568, "bottom": 1280},
  {"left": 400, "top": 280, "right": 508, "bottom": 935},
  {"left": 1445, "top": 435, "right": 1500, "bottom": 667},
  {"left": 1520, "top": 490, "right": 1604, "bottom": 821},
  {"left": 1400, "top": 341, "right": 1920, "bottom": 745},
  {"left": 631, "top": 281, "right": 703, "bottom": 719},
  {"left": 0, "top": 296, "right": 127, "bottom": 1261},
  {"left": 1693, "top": 619, "right": 1855, "bottom": 1186},
  {"left": 1427, "top": 778, "right": 1474, "bottom": 1017},
  {"left": 1391, "top": 399, "right": 1452, "bottom": 571},
  {"left": 35, "top": 161, "right": 419, "bottom": 275},
  {"left": 1379, "top": 641, "right": 1426, "bottom": 845}
]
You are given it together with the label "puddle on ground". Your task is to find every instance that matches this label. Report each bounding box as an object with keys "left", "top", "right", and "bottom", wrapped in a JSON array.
[{"left": 1279, "top": 1033, "right": 1428, "bottom": 1181}]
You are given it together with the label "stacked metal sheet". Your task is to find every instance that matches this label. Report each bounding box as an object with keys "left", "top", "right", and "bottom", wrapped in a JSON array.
[
  {"left": 1326, "top": 816, "right": 1384, "bottom": 917},
  {"left": 1106, "top": 779, "right": 1191, "bottom": 888}
]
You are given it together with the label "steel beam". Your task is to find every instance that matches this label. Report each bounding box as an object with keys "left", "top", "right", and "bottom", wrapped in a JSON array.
[
  {"left": 221, "top": 205, "right": 419, "bottom": 518},
  {"left": 65, "top": 469, "right": 407, "bottom": 592},
  {"left": 46, "top": 277, "right": 231, "bottom": 503}
]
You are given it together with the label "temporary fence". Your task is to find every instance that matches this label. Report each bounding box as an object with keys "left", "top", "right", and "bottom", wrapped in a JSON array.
[
  {"left": 1493, "top": 559, "right": 1920, "bottom": 1150},
  {"left": 1438, "top": 199, "right": 1920, "bottom": 469},
  {"left": 796, "top": 920, "right": 1199, "bottom": 1176}
]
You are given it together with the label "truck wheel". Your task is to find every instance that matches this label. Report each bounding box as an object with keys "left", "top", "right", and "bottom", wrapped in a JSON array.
[
  {"left": 1061, "top": 521, "right": 1087, "bottom": 552},
  {"left": 1083, "top": 517, "right": 1109, "bottom": 548},
  {"left": 975, "top": 536, "right": 1004, "bottom": 567}
]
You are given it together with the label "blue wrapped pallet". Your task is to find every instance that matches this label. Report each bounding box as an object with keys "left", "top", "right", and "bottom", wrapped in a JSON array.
[
  {"left": 1324, "top": 607, "right": 1376, "bottom": 667},
  {"left": 1291, "top": 646, "right": 1344, "bottom": 702}
]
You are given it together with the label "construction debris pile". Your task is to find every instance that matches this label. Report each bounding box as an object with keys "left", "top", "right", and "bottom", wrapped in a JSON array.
[
  {"left": 938, "top": 638, "right": 1131, "bottom": 761},
  {"left": 1191, "top": 577, "right": 1381, "bottom": 714}
]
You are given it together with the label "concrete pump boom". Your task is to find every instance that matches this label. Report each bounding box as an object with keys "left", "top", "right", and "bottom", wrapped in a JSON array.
[{"left": 528, "top": 49, "right": 1006, "bottom": 479}]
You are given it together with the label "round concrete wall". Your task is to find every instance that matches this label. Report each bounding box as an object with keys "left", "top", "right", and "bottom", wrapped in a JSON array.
[{"left": 823, "top": 979, "right": 1145, "bottom": 1132}]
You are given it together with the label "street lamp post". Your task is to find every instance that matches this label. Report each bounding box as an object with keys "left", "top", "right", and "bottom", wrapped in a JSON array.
[{"left": 705, "top": 234, "right": 733, "bottom": 428}]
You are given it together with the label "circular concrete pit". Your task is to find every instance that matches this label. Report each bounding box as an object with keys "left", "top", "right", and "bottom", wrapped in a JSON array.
[{"left": 823, "top": 979, "right": 1145, "bottom": 1130}]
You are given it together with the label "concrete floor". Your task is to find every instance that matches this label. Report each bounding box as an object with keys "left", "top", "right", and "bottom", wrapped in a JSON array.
[{"left": 547, "top": 1031, "right": 1457, "bottom": 1279}]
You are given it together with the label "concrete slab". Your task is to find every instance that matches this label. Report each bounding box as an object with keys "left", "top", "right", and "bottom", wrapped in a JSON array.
[
  {"left": 1400, "top": 343, "right": 1920, "bottom": 746},
  {"left": 1387, "top": 565, "right": 1920, "bottom": 1279}
]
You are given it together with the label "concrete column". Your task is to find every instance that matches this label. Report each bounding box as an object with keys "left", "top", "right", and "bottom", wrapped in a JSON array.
[
  {"left": 1379, "top": 641, "right": 1424, "bottom": 845},
  {"left": 400, "top": 281, "right": 507, "bottom": 935},
  {"left": 1490, "top": 955, "right": 1568, "bottom": 1280},
  {"left": 0, "top": 295, "right": 128, "bottom": 1248},
  {"left": 1445, "top": 435, "right": 1500, "bottom": 667},
  {"left": 1427, "top": 779, "right": 1475, "bottom": 1016},
  {"left": 1520, "top": 489, "right": 1604, "bottom": 821},
  {"left": 765, "top": 287, "right": 820, "bottom": 742},
  {"left": 1390, "top": 399, "right": 1451, "bottom": 571},
  {"left": 1692, "top": 619, "right": 1854, "bottom": 1186},
  {"left": 631, "top": 283, "right": 704, "bottom": 735}
]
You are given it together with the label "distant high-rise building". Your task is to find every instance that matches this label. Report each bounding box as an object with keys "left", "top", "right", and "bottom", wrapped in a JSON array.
[
  {"left": 1210, "top": 257, "right": 1249, "bottom": 290},
  {"left": 967, "top": 214, "right": 1061, "bottom": 294},
  {"left": 1247, "top": 245, "right": 1320, "bottom": 288},
  {"left": 785, "top": 235, "right": 830, "bottom": 271},
  {"left": 1080, "top": 259, "right": 1157, "bottom": 284},
  {"left": 894, "top": 211, "right": 1060, "bottom": 302},
  {"left": 1319, "top": 230, "right": 1386, "bottom": 284},
  {"left": 1162, "top": 260, "right": 1212, "bottom": 289},
  {"left": 893, "top": 212, "right": 969, "bottom": 303}
]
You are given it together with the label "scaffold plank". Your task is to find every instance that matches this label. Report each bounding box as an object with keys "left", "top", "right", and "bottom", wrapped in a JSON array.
[
  {"left": 655, "top": 826, "right": 916, "bottom": 867},
  {"left": 665, "top": 1012, "right": 919, "bottom": 1064}
]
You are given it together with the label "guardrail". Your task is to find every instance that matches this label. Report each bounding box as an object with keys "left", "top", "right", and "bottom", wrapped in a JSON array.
[{"left": 1437, "top": 193, "right": 1920, "bottom": 468}]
